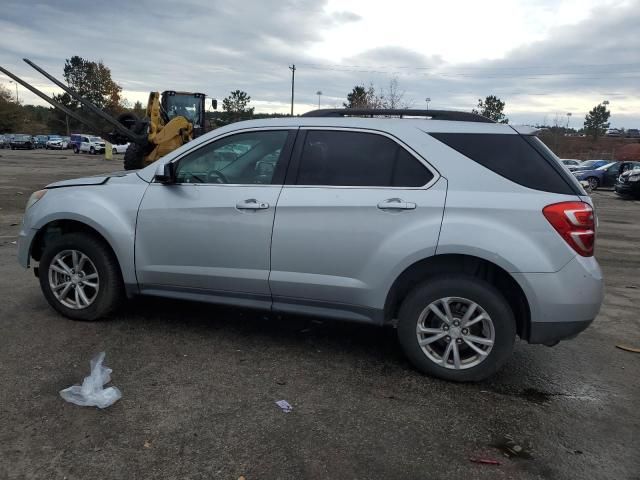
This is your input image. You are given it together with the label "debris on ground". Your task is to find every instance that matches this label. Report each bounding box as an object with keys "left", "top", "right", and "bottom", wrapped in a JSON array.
[
  {"left": 143, "top": 440, "right": 152, "bottom": 448},
  {"left": 59, "top": 352, "right": 122, "bottom": 409},
  {"left": 491, "top": 435, "right": 533, "bottom": 459},
  {"left": 469, "top": 458, "right": 501, "bottom": 465},
  {"left": 275, "top": 400, "right": 293, "bottom": 413},
  {"left": 616, "top": 344, "right": 640, "bottom": 353}
]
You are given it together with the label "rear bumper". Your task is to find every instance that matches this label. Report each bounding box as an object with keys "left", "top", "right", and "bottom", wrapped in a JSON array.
[
  {"left": 529, "top": 320, "right": 593, "bottom": 344},
  {"left": 513, "top": 255, "right": 603, "bottom": 345}
]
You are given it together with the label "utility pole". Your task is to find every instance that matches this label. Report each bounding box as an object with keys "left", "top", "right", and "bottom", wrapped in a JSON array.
[{"left": 289, "top": 64, "right": 296, "bottom": 116}]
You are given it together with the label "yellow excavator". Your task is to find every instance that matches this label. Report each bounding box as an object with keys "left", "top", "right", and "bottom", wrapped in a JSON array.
[{"left": 0, "top": 59, "right": 216, "bottom": 170}]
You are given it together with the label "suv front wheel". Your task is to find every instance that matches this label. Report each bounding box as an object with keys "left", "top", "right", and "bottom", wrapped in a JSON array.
[
  {"left": 397, "top": 275, "right": 516, "bottom": 382},
  {"left": 39, "top": 233, "right": 124, "bottom": 321}
]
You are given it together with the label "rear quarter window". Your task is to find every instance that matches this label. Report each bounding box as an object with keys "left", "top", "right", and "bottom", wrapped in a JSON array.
[{"left": 430, "top": 133, "right": 578, "bottom": 195}]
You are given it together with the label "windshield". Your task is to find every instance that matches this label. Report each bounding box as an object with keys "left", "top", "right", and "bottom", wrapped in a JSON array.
[
  {"left": 165, "top": 94, "right": 203, "bottom": 127},
  {"left": 49, "top": 136, "right": 61, "bottom": 140},
  {"left": 89, "top": 137, "right": 102, "bottom": 142},
  {"left": 581, "top": 160, "right": 604, "bottom": 168},
  {"left": 596, "top": 162, "right": 617, "bottom": 171},
  {"left": 15, "top": 135, "right": 30, "bottom": 140}
]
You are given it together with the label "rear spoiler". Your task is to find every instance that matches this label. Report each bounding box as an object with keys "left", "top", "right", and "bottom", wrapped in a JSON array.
[{"left": 510, "top": 125, "right": 542, "bottom": 136}]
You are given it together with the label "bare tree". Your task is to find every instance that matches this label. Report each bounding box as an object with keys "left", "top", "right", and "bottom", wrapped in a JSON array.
[{"left": 379, "top": 77, "right": 412, "bottom": 109}]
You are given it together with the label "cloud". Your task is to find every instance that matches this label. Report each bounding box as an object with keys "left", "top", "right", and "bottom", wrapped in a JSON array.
[{"left": 0, "top": 0, "right": 638, "bottom": 127}]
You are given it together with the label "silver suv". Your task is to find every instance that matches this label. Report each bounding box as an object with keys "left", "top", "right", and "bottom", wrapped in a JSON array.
[{"left": 17, "top": 109, "right": 603, "bottom": 381}]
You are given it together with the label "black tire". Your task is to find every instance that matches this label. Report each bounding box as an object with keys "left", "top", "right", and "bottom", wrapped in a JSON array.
[
  {"left": 112, "top": 147, "right": 117, "bottom": 155},
  {"left": 123, "top": 142, "right": 144, "bottom": 170},
  {"left": 90, "top": 146, "right": 95, "bottom": 155},
  {"left": 397, "top": 275, "right": 516, "bottom": 382},
  {"left": 38, "top": 233, "right": 124, "bottom": 321},
  {"left": 73, "top": 146, "right": 79, "bottom": 154},
  {"left": 586, "top": 177, "right": 599, "bottom": 190}
]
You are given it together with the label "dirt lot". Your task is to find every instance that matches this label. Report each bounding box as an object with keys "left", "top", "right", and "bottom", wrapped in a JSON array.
[{"left": 0, "top": 149, "right": 638, "bottom": 480}]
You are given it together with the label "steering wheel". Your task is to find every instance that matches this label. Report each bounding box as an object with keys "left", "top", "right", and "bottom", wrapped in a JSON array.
[{"left": 207, "top": 170, "right": 229, "bottom": 184}]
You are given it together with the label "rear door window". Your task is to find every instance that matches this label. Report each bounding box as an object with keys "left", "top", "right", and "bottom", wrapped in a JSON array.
[
  {"left": 430, "top": 133, "right": 578, "bottom": 194},
  {"left": 296, "top": 130, "right": 433, "bottom": 187}
]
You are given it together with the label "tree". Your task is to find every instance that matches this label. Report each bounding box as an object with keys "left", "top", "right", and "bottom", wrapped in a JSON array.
[
  {"left": 472, "top": 95, "right": 508, "bottom": 123},
  {"left": 222, "top": 90, "right": 254, "bottom": 122},
  {"left": 379, "top": 77, "right": 411, "bottom": 109},
  {"left": 344, "top": 84, "right": 380, "bottom": 109},
  {"left": 47, "top": 56, "right": 126, "bottom": 135},
  {"left": 0, "top": 84, "right": 24, "bottom": 132},
  {"left": 583, "top": 103, "right": 611, "bottom": 140},
  {"left": 132, "top": 100, "right": 146, "bottom": 118}
]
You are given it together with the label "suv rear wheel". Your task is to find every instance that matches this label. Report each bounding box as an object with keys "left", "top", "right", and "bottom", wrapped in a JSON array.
[
  {"left": 39, "top": 233, "right": 124, "bottom": 321},
  {"left": 397, "top": 275, "right": 516, "bottom": 381}
]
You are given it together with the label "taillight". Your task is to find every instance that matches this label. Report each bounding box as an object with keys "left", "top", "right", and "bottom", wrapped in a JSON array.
[{"left": 542, "top": 201, "right": 595, "bottom": 257}]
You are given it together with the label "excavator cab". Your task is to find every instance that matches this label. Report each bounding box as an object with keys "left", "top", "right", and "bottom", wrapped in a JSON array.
[{"left": 161, "top": 91, "right": 206, "bottom": 138}]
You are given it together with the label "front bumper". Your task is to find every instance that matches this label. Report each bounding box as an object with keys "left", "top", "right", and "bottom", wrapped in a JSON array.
[
  {"left": 513, "top": 255, "right": 604, "bottom": 345},
  {"left": 615, "top": 182, "right": 640, "bottom": 196},
  {"left": 17, "top": 226, "right": 38, "bottom": 268}
]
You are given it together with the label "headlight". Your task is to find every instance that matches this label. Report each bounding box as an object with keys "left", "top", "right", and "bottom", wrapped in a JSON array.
[
  {"left": 26, "top": 189, "right": 47, "bottom": 210},
  {"left": 629, "top": 174, "right": 640, "bottom": 182}
]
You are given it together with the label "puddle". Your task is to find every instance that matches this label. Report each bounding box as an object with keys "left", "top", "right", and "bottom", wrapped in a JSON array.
[{"left": 488, "top": 387, "right": 600, "bottom": 404}]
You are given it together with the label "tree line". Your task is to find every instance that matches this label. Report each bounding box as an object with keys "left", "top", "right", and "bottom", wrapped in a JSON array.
[{"left": 0, "top": 56, "right": 614, "bottom": 141}]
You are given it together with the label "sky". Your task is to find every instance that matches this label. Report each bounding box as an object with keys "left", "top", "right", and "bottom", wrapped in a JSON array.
[{"left": 1, "top": 0, "right": 639, "bottom": 127}]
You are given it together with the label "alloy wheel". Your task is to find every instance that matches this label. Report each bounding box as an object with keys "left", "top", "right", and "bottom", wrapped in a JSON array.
[
  {"left": 416, "top": 297, "right": 495, "bottom": 370},
  {"left": 48, "top": 249, "right": 100, "bottom": 309}
]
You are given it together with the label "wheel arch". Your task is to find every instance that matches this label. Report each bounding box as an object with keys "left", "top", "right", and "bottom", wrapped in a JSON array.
[
  {"left": 384, "top": 254, "right": 531, "bottom": 340},
  {"left": 30, "top": 219, "right": 125, "bottom": 287}
]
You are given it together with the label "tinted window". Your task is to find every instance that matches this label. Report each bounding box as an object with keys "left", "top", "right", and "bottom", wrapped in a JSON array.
[
  {"left": 175, "top": 130, "right": 289, "bottom": 184},
  {"left": 430, "top": 133, "right": 576, "bottom": 194},
  {"left": 297, "top": 130, "right": 433, "bottom": 187}
]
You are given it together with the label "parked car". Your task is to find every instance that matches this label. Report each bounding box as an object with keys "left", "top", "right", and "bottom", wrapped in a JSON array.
[
  {"left": 10, "top": 134, "right": 35, "bottom": 150},
  {"left": 17, "top": 110, "right": 604, "bottom": 382},
  {"left": 34, "top": 135, "right": 48, "bottom": 148},
  {"left": 571, "top": 159, "right": 609, "bottom": 173},
  {"left": 614, "top": 166, "right": 640, "bottom": 198},
  {"left": 606, "top": 128, "right": 622, "bottom": 137},
  {"left": 625, "top": 129, "right": 640, "bottom": 138},
  {"left": 561, "top": 159, "right": 582, "bottom": 171},
  {"left": 70, "top": 133, "right": 105, "bottom": 154},
  {"left": 0, "top": 135, "right": 9, "bottom": 149},
  {"left": 573, "top": 161, "right": 640, "bottom": 190},
  {"left": 111, "top": 143, "right": 130, "bottom": 154},
  {"left": 61, "top": 136, "right": 71, "bottom": 149},
  {"left": 46, "top": 136, "right": 65, "bottom": 150}
]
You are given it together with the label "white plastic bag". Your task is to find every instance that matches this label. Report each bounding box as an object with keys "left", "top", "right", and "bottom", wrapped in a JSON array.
[{"left": 60, "top": 352, "right": 122, "bottom": 409}]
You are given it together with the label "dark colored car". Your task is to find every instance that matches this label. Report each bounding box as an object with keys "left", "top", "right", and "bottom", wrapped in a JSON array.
[
  {"left": 625, "top": 129, "right": 640, "bottom": 138},
  {"left": 574, "top": 161, "right": 640, "bottom": 190},
  {"left": 34, "top": 135, "right": 48, "bottom": 148},
  {"left": 615, "top": 167, "right": 640, "bottom": 198},
  {"left": 10, "top": 134, "right": 35, "bottom": 150}
]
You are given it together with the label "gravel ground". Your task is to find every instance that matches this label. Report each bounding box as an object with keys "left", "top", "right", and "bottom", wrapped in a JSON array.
[{"left": 0, "top": 148, "right": 638, "bottom": 480}]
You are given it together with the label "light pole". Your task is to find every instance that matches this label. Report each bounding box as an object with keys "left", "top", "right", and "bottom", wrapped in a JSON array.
[
  {"left": 566, "top": 112, "right": 572, "bottom": 129},
  {"left": 9, "top": 80, "right": 18, "bottom": 102},
  {"left": 316, "top": 90, "right": 322, "bottom": 109},
  {"left": 425, "top": 97, "right": 431, "bottom": 110}
]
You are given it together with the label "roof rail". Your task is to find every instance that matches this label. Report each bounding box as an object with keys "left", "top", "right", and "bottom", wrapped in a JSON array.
[{"left": 301, "top": 108, "right": 495, "bottom": 123}]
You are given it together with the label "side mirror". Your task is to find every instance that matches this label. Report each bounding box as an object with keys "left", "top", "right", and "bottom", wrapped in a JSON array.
[
  {"left": 155, "top": 162, "right": 176, "bottom": 184},
  {"left": 212, "top": 99, "right": 218, "bottom": 110}
]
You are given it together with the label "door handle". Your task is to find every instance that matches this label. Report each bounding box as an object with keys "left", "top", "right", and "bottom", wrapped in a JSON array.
[
  {"left": 236, "top": 198, "right": 269, "bottom": 210},
  {"left": 377, "top": 198, "right": 416, "bottom": 210}
]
